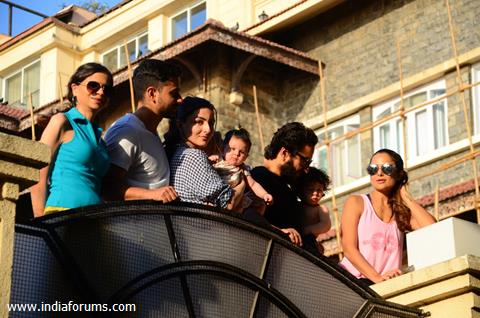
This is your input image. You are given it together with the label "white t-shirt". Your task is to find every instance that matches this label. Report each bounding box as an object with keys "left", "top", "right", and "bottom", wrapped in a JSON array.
[{"left": 104, "top": 113, "right": 169, "bottom": 189}]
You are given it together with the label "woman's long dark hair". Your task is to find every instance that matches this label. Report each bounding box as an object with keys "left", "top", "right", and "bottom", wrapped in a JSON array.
[
  {"left": 164, "top": 96, "right": 216, "bottom": 159},
  {"left": 67, "top": 63, "right": 113, "bottom": 105},
  {"left": 371, "top": 148, "right": 412, "bottom": 232}
]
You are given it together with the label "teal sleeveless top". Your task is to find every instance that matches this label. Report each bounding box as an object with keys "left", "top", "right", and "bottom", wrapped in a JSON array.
[{"left": 45, "top": 108, "right": 110, "bottom": 209}]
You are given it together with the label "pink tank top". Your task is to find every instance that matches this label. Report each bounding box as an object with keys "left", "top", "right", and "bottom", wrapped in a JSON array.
[{"left": 339, "top": 194, "right": 404, "bottom": 279}]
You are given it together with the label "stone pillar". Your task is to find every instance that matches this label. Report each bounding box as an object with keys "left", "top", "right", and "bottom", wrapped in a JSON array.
[
  {"left": 0, "top": 133, "right": 49, "bottom": 318},
  {"left": 372, "top": 255, "right": 480, "bottom": 318}
]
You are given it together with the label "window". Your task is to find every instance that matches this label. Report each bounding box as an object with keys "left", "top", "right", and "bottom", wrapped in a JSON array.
[
  {"left": 373, "top": 80, "right": 447, "bottom": 159},
  {"left": 313, "top": 115, "right": 362, "bottom": 187},
  {"left": 2, "top": 60, "right": 40, "bottom": 109},
  {"left": 473, "top": 63, "right": 480, "bottom": 135},
  {"left": 171, "top": 2, "right": 206, "bottom": 40},
  {"left": 102, "top": 32, "right": 148, "bottom": 72},
  {"left": 373, "top": 99, "right": 404, "bottom": 156}
]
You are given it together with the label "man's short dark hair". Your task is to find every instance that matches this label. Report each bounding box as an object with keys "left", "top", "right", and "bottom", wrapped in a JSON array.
[
  {"left": 223, "top": 128, "right": 252, "bottom": 153},
  {"left": 133, "top": 59, "right": 181, "bottom": 102},
  {"left": 264, "top": 122, "right": 318, "bottom": 159}
]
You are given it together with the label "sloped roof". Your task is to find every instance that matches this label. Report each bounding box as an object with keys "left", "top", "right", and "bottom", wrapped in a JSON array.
[
  {"left": 0, "top": 16, "right": 78, "bottom": 52},
  {"left": 114, "top": 19, "right": 320, "bottom": 84}
]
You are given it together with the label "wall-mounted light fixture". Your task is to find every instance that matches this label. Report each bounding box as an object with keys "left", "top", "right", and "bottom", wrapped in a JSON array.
[{"left": 258, "top": 11, "right": 268, "bottom": 21}]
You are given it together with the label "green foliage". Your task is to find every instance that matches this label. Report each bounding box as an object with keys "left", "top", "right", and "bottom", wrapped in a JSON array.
[{"left": 60, "top": 0, "right": 110, "bottom": 15}]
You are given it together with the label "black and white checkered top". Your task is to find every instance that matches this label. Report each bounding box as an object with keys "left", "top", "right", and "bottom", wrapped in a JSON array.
[{"left": 170, "top": 144, "right": 233, "bottom": 208}]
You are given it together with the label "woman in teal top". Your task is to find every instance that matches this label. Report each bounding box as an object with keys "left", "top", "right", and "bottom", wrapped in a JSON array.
[{"left": 31, "top": 63, "right": 113, "bottom": 216}]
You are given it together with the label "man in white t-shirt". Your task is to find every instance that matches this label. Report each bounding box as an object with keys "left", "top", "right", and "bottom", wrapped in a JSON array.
[{"left": 103, "top": 59, "right": 182, "bottom": 202}]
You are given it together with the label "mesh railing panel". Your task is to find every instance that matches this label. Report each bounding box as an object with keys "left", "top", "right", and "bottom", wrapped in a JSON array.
[
  {"left": 255, "top": 294, "right": 291, "bottom": 318},
  {"left": 124, "top": 277, "right": 190, "bottom": 318},
  {"left": 10, "top": 202, "right": 424, "bottom": 318},
  {"left": 172, "top": 215, "right": 270, "bottom": 277},
  {"left": 186, "top": 273, "right": 256, "bottom": 318},
  {"left": 265, "top": 243, "right": 365, "bottom": 318},
  {"left": 10, "top": 231, "right": 84, "bottom": 318},
  {"left": 52, "top": 214, "right": 174, "bottom": 301}
]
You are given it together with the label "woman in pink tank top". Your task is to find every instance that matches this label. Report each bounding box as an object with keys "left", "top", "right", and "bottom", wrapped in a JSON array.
[{"left": 340, "top": 149, "right": 435, "bottom": 284}]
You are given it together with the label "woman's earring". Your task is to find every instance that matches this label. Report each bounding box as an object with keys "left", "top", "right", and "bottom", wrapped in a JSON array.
[{"left": 71, "top": 95, "right": 77, "bottom": 107}]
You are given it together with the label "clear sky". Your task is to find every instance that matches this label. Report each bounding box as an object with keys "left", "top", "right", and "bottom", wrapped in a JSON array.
[{"left": 0, "top": 0, "right": 121, "bottom": 36}]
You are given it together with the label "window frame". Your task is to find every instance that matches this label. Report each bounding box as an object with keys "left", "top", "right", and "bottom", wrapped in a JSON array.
[
  {"left": 472, "top": 63, "right": 480, "bottom": 135},
  {"left": 2, "top": 59, "right": 41, "bottom": 109},
  {"left": 101, "top": 31, "right": 148, "bottom": 72},
  {"left": 170, "top": 1, "right": 207, "bottom": 41},
  {"left": 373, "top": 79, "right": 448, "bottom": 161},
  {"left": 313, "top": 114, "right": 362, "bottom": 188}
]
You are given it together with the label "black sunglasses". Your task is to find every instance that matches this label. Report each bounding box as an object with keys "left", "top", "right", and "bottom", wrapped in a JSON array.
[
  {"left": 366, "top": 163, "right": 396, "bottom": 176},
  {"left": 296, "top": 152, "right": 313, "bottom": 167},
  {"left": 80, "top": 81, "right": 113, "bottom": 96}
]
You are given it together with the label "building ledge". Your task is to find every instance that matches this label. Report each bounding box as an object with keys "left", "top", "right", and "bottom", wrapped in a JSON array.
[
  {"left": 371, "top": 255, "right": 480, "bottom": 318},
  {"left": 0, "top": 132, "right": 49, "bottom": 189}
]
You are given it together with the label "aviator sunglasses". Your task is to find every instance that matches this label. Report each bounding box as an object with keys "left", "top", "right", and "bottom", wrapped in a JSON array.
[
  {"left": 366, "top": 163, "right": 396, "bottom": 176},
  {"left": 295, "top": 152, "right": 313, "bottom": 168},
  {"left": 79, "top": 81, "right": 113, "bottom": 96}
]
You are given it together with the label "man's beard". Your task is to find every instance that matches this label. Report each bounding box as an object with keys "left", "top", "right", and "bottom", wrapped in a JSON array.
[{"left": 280, "top": 159, "right": 303, "bottom": 183}]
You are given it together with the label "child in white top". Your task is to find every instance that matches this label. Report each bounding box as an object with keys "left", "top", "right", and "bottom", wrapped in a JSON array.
[{"left": 211, "top": 128, "right": 273, "bottom": 212}]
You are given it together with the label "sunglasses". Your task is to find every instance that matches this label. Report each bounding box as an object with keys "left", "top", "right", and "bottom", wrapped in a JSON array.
[
  {"left": 79, "top": 81, "right": 113, "bottom": 97},
  {"left": 296, "top": 152, "right": 313, "bottom": 168},
  {"left": 366, "top": 163, "right": 396, "bottom": 176}
]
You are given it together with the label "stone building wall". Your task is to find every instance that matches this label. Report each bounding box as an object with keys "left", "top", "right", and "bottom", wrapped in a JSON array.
[
  {"left": 258, "top": 0, "right": 480, "bottom": 205},
  {"left": 277, "top": 0, "right": 480, "bottom": 116}
]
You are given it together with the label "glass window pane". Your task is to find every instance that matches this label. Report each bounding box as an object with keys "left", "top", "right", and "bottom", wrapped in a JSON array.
[
  {"left": 172, "top": 12, "right": 188, "bottom": 40},
  {"left": 379, "top": 124, "right": 390, "bottom": 149},
  {"left": 347, "top": 135, "right": 361, "bottom": 178},
  {"left": 314, "top": 148, "right": 328, "bottom": 174},
  {"left": 415, "top": 110, "right": 428, "bottom": 156},
  {"left": 433, "top": 103, "right": 446, "bottom": 149},
  {"left": 6, "top": 72, "right": 22, "bottom": 107},
  {"left": 103, "top": 49, "right": 118, "bottom": 72},
  {"left": 474, "top": 68, "right": 480, "bottom": 135},
  {"left": 23, "top": 61, "right": 40, "bottom": 108},
  {"left": 138, "top": 34, "right": 148, "bottom": 58},
  {"left": 191, "top": 3, "right": 206, "bottom": 30},
  {"left": 396, "top": 119, "right": 403, "bottom": 155},
  {"left": 377, "top": 107, "right": 391, "bottom": 120},
  {"left": 405, "top": 92, "right": 427, "bottom": 109},
  {"left": 329, "top": 126, "right": 343, "bottom": 140},
  {"left": 119, "top": 40, "right": 136, "bottom": 68},
  {"left": 332, "top": 141, "right": 345, "bottom": 186},
  {"left": 430, "top": 89, "right": 446, "bottom": 99}
]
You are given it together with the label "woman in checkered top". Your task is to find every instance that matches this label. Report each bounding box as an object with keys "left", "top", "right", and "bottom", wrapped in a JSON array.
[{"left": 165, "top": 96, "right": 246, "bottom": 209}]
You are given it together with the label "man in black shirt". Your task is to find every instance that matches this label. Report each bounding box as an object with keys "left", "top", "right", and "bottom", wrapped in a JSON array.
[{"left": 251, "top": 122, "right": 318, "bottom": 249}]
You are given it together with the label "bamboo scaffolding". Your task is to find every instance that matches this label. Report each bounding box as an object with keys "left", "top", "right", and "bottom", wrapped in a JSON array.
[
  {"left": 410, "top": 151, "right": 480, "bottom": 182},
  {"left": 252, "top": 85, "right": 265, "bottom": 151},
  {"left": 318, "top": 62, "right": 343, "bottom": 258},
  {"left": 445, "top": 0, "right": 480, "bottom": 224},
  {"left": 58, "top": 73, "right": 64, "bottom": 105},
  {"left": 28, "top": 93, "right": 35, "bottom": 140},
  {"left": 315, "top": 0, "right": 480, "bottom": 256},
  {"left": 396, "top": 40, "right": 409, "bottom": 166},
  {"left": 123, "top": 43, "right": 136, "bottom": 113}
]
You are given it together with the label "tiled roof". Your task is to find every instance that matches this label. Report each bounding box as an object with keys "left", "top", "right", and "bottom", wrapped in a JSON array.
[
  {"left": 114, "top": 19, "right": 320, "bottom": 85},
  {"left": 0, "top": 99, "right": 71, "bottom": 132},
  {"left": 0, "top": 103, "right": 29, "bottom": 120},
  {"left": 417, "top": 177, "right": 480, "bottom": 206}
]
